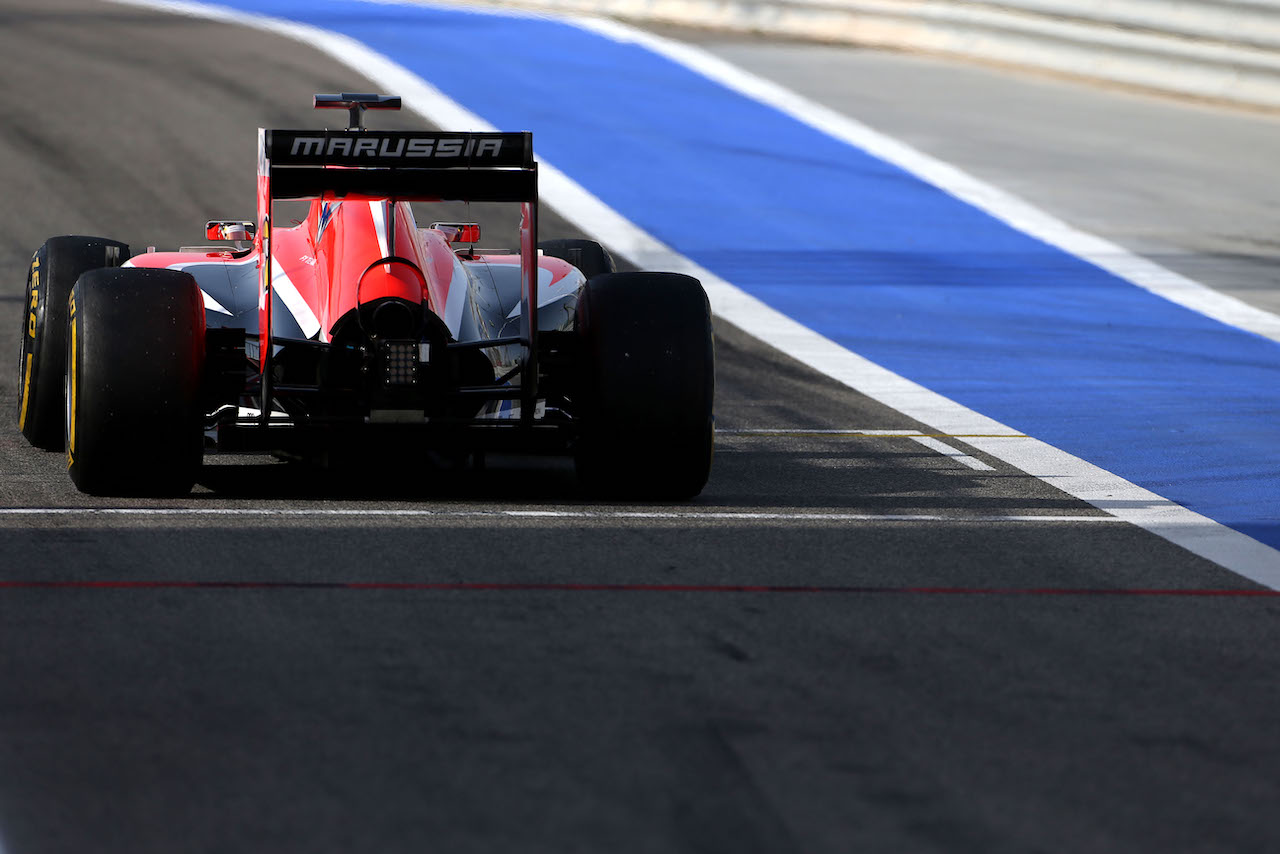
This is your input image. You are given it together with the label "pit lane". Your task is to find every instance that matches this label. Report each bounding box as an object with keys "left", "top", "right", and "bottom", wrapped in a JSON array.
[{"left": 1, "top": 1, "right": 1279, "bottom": 852}]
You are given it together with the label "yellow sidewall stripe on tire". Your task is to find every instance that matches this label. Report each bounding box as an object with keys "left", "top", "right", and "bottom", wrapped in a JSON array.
[
  {"left": 67, "top": 298, "right": 77, "bottom": 468},
  {"left": 20, "top": 256, "right": 40, "bottom": 432},
  {"left": 18, "top": 354, "right": 32, "bottom": 431}
]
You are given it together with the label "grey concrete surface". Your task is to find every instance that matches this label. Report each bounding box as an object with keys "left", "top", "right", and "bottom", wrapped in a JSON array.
[
  {"left": 690, "top": 35, "right": 1280, "bottom": 315},
  {"left": 1, "top": 2, "right": 1279, "bottom": 853}
]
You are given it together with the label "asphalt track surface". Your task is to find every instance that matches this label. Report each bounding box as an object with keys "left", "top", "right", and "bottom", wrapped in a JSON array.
[{"left": 1, "top": 2, "right": 1279, "bottom": 852}]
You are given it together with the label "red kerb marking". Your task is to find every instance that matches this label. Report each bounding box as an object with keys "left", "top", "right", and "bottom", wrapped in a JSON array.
[{"left": 0, "top": 580, "right": 1274, "bottom": 597}]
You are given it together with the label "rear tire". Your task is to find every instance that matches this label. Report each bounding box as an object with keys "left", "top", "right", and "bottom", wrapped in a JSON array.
[
  {"left": 539, "top": 238, "right": 616, "bottom": 279},
  {"left": 574, "top": 272, "right": 714, "bottom": 499},
  {"left": 66, "top": 267, "right": 206, "bottom": 496},
  {"left": 17, "top": 236, "right": 129, "bottom": 449}
]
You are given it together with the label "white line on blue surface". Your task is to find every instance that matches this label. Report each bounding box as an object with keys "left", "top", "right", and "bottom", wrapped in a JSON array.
[
  {"left": 104, "top": 0, "right": 1280, "bottom": 588},
  {"left": 567, "top": 11, "right": 1280, "bottom": 346}
]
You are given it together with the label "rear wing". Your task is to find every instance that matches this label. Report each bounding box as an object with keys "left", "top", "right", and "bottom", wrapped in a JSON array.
[
  {"left": 260, "top": 129, "right": 536, "bottom": 201},
  {"left": 253, "top": 125, "right": 540, "bottom": 425}
]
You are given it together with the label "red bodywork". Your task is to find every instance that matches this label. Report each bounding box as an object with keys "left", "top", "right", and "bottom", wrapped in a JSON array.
[{"left": 128, "top": 198, "right": 576, "bottom": 343}]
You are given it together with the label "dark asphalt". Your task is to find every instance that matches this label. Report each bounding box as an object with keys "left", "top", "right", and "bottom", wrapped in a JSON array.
[{"left": 0, "top": 2, "right": 1278, "bottom": 852}]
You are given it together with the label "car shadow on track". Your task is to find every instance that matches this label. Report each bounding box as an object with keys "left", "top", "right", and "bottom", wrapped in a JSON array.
[
  {"left": 194, "top": 453, "right": 584, "bottom": 502},
  {"left": 706, "top": 440, "right": 1091, "bottom": 513},
  {"left": 190, "top": 437, "right": 1088, "bottom": 515}
]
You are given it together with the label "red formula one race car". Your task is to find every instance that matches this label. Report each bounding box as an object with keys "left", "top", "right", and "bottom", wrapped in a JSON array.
[{"left": 17, "top": 94, "right": 714, "bottom": 497}]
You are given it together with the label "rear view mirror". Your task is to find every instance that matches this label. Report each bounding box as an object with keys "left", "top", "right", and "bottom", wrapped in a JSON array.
[
  {"left": 206, "top": 221, "right": 257, "bottom": 241},
  {"left": 431, "top": 222, "right": 481, "bottom": 244}
]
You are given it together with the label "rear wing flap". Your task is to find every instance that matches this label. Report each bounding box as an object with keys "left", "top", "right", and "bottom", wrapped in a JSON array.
[{"left": 261, "top": 129, "right": 535, "bottom": 201}]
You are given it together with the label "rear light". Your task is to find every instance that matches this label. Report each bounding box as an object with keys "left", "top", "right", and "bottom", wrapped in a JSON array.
[{"left": 380, "top": 340, "right": 418, "bottom": 386}]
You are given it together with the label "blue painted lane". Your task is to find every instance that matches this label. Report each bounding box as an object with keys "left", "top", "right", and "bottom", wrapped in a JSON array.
[{"left": 233, "top": 0, "right": 1280, "bottom": 547}]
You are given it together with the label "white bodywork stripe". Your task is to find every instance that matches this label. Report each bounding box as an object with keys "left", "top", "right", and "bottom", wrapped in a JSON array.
[
  {"left": 101, "top": 0, "right": 1280, "bottom": 589},
  {"left": 271, "top": 259, "right": 322, "bottom": 339},
  {"left": 144, "top": 253, "right": 320, "bottom": 337},
  {"left": 200, "top": 289, "right": 232, "bottom": 315},
  {"left": 128, "top": 248, "right": 320, "bottom": 335},
  {"left": 369, "top": 199, "right": 390, "bottom": 258}
]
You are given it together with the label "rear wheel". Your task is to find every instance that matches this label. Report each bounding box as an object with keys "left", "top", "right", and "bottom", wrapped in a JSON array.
[
  {"left": 574, "top": 272, "right": 714, "bottom": 499},
  {"left": 66, "top": 267, "right": 206, "bottom": 496},
  {"left": 539, "top": 238, "right": 616, "bottom": 279},
  {"left": 17, "top": 236, "right": 129, "bottom": 449}
]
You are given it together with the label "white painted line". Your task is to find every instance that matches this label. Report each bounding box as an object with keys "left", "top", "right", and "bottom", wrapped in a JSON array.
[
  {"left": 100, "top": 0, "right": 1280, "bottom": 589},
  {"left": 0, "top": 507, "right": 1123, "bottom": 523},
  {"left": 568, "top": 13, "right": 1280, "bottom": 346},
  {"left": 909, "top": 435, "right": 996, "bottom": 471},
  {"left": 715, "top": 428, "right": 1027, "bottom": 437},
  {"left": 720, "top": 428, "right": 928, "bottom": 436}
]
